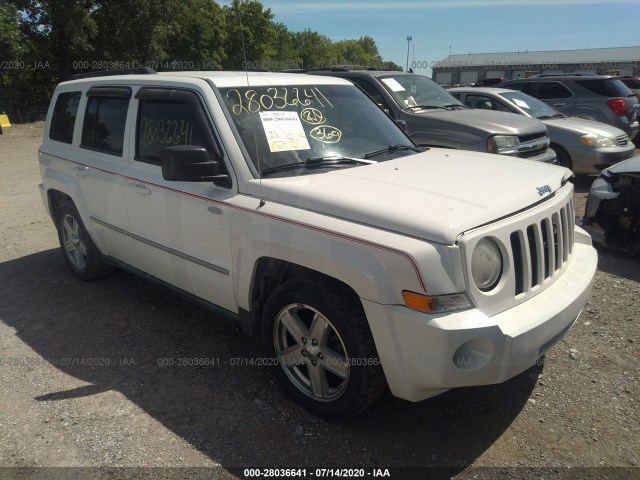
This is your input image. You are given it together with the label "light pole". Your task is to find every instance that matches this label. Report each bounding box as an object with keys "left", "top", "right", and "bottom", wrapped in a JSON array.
[{"left": 406, "top": 36, "right": 412, "bottom": 72}]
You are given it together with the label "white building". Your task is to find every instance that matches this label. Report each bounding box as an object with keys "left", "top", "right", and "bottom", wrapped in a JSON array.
[{"left": 432, "top": 46, "right": 640, "bottom": 86}]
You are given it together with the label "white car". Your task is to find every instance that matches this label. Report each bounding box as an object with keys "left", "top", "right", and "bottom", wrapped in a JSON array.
[
  {"left": 583, "top": 155, "right": 640, "bottom": 254},
  {"left": 38, "top": 69, "right": 597, "bottom": 417}
]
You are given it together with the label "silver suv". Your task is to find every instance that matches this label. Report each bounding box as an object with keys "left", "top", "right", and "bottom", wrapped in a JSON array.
[
  {"left": 499, "top": 75, "right": 639, "bottom": 140},
  {"left": 293, "top": 69, "right": 557, "bottom": 163}
]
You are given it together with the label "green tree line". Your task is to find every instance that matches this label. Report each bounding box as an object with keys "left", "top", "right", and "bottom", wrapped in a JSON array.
[{"left": 0, "top": 0, "right": 401, "bottom": 122}]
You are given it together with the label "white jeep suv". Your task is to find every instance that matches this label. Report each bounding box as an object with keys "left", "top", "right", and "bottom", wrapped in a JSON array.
[{"left": 38, "top": 69, "right": 598, "bottom": 417}]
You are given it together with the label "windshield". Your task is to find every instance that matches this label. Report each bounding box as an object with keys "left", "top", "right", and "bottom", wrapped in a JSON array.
[
  {"left": 220, "top": 84, "right": 417, "bottom": 176},
  {"left": 376, "top": 74, "right": 464, "bottom": 110},
  {"left": 500, "top": 91, "right": 561, "bottom": 119}
]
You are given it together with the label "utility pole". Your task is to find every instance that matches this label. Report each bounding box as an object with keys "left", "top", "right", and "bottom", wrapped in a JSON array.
[{"left": 406, "top": 36, "right": 412, "bottom": 72}]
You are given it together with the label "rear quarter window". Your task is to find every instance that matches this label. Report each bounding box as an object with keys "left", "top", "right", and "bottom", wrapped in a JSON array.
[
  {"left": 576, "top": 79, "right": 632, "bottom": 97},
  {"left": 621, "top": 78, "right": 640, "bottom": 89},
  {"left": 49, "top": 92, "right": 81, "bottom": 144}
]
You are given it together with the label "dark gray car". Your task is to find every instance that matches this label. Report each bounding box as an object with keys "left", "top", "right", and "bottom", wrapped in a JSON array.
[
  {"left": 293, "top": 69, "right": 557, "bottom": 163},
  {"left": 498, "top": 75, "right": 639, "bottom": 141}
]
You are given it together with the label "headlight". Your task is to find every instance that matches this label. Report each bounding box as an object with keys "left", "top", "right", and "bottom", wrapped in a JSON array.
[
  {"left": 487, "top": 135, "right": 520, "bottom": 155},
  {"left": 580, "top": 133, "right": 617, "bottom": 147},
  {"left": 471, "top": 238, "right": 503, "bottom": 291}
]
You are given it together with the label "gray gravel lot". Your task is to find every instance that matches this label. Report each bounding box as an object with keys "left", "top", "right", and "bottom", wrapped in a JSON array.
[{"left": 0, "top": 123, "right": 639, "bottom": 479}]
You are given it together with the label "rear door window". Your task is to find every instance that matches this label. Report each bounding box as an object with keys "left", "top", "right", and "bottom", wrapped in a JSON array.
[
  {"left": 527, "top": 82, "right": 573, "bottom": 99},
  {"left": 81, "top": 87, "right": 131, "bottom": 156},
  {"left": 503, "top": 81, "right": 527, "bottom": 91}
]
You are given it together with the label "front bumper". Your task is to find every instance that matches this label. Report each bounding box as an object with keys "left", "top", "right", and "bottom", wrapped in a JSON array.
[
  {"left": 518, "top": 147, "right": 557, "bottom": 164},
  {"left": 568, "top": 143, "right": 636, "bottom": 175},
  {"left": 363, "top": 228, "right": 597, "bottom": 402}
]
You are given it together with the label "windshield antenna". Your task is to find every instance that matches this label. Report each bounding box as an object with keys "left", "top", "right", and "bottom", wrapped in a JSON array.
[{"left": 235, "top": 0, "right": 265, "bottom": 207}]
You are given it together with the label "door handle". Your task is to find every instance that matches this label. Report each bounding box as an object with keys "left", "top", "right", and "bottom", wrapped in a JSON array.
[
  {"left": 73, "top": 165, "right": 89, "bottom": 177},
  {"left": 207, "top": 206, "right": 224, "bottom": 215},
  {"left": 130, "top": 183, "right": 151, "bottom": 195},
  {"left": 553, "top": 103, "right": 566, "bottom": 107}
]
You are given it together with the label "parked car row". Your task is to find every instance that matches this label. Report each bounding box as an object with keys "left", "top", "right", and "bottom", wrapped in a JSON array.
[
  {"left": 286, "top": 68, "right": 557, "bottom": 164},
  {"left": 497, "top": 75, "right": 639, "bottom": 141},
  {"left": 449, "top": 86, "right": 635, "bottom": 174},
  {"left": 292, "top": 69, "right": 639, "bottom": 176}
]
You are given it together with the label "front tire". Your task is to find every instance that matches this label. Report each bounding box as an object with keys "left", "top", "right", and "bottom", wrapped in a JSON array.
[
  {"left": 262, "top": 278, "right": 386, "bottom": 417},
  {"left": 55, "top": 202, "right": 113, "bottom": 280},
  {"left": 553, "top": 146, "right": 572, "bottom": 170}
]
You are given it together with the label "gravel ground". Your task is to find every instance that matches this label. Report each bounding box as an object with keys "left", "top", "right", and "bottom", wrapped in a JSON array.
[{"left": 0, "top": 123, "right": 638, "bottom": 480}]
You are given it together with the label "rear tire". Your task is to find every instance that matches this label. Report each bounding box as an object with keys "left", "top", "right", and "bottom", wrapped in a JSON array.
[
  {"left": 55, "top": 202, "right": 114, "bottom": 280},
  {"left": 262, "top": 278, "right": 386, "bottom": 417}
]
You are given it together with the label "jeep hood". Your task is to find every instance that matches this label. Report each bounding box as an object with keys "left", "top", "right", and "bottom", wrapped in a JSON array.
[
  {"left": 257, "top": 149, "right": 572, "bottom": 244},
  {"left": 413, "top": 109, "right": 546, "bottom": 136}
]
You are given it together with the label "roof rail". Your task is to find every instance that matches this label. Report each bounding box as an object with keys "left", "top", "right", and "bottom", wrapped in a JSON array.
[{"left": 69, "top": 67, "right": 157, "bottom": 80}]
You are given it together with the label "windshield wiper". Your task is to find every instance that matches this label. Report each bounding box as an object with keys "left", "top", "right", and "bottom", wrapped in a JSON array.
[
  {"left": 409, "top": 104, "right": 462, "bottom": 111},
  {"left": 409, "top": 105, "right": 447, "bottom": 110},
  {"left": 363, "top": 144, "right": 423, "bottom": 159},
  {"left": 305, "top": 156, "right": 376, "bottom": 168},
  {"left": 260, "top": 156, "right": 374, "bottom": 176},
  {"left": 538, "top": 113, "right": 566, "bottom": 120}
]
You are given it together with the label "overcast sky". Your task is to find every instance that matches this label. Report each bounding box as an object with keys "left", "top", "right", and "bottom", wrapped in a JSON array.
[{"left": 220, "top": 0, "right": 640, "bottom": 74}]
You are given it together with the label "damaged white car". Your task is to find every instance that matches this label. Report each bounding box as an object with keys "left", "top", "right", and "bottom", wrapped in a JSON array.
[{"left": 583, "top": 156, "right": 640, "bottom": 255}]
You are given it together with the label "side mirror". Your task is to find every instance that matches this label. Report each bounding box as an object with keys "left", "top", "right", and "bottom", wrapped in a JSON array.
[{"left": 161, "top": 146, "right": 229, "bottom": 185}]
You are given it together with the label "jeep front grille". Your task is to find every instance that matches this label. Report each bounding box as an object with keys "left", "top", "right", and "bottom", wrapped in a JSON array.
[
  {"left": 459, "top": 183, "right": 576, "bottom": 317},
  {"left": 509, "top": 197, "right": 575, "bottom": 296}
]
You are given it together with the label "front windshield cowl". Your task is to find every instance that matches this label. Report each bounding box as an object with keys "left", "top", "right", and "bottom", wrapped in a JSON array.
[{"left": 219, "top": 83, "right": 419, "bottom": 178}]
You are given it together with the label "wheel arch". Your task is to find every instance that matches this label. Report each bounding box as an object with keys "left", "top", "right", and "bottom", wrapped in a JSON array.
[
  {"left": 240, "top": 257, "right": 363, "bottom": 337},
  {"left": 47, "top": 189, "right": 73, "bottom": 223},
  {"left": 550, "top": 143, "right": 572, "bottom": 170}
]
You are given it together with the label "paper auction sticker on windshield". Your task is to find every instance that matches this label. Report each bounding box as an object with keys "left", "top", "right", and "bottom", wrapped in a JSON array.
[
  {"left": 381, "top": 78, "right": 406, "bottom": 92},
  {"left": 259, "top": 111, "right": 311, "bottom": 152},
  {"left": 513, "top": 98, "right": 530, "bottom": 109}
]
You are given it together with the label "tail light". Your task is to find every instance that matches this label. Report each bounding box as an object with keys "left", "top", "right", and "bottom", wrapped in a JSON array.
[{"left": 607, "top": 98, "right": 628, "bottom": 116}]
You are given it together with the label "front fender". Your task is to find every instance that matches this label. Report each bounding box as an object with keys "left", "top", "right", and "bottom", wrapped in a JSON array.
[{"left": 228, "top": 203, "right": 426, "bottom": 311}]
